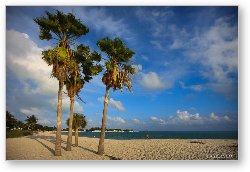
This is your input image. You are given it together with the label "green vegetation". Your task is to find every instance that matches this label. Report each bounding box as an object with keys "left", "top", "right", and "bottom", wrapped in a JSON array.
[
  {"left": 65, "top": 44, "right": 102, "bottom": 151},
  {"left": 6, "top": 111, "right": 56, "bottom": 138},
  {"left": 66, "top": 113, "right": 87, "bottom": 146},
  {"left": 25, "top": 115, "right": 38, "bottom": 130},
  {"left": 6, "top": 130, "right": 33, "bottom": 138},
  {"left": 6, "top": 111, "right": 24, "bottom": 130},
  {"left": 86, "top": 127, "right": 134, "bottom": 132},
  {"left": 30, "top": 10, "right": 136, "bottom": 156},
  {"left": 96, "top": 37, "right": 135, "bottom": 155},
  {"left": 34, "top": 10, "right": 93, "bottom": 156},
  {"left": 7, "top": 111, "right": 38, "bottom": 131},
  {"left": 86, "top": 127, "right": 101, "bottom": 132}
]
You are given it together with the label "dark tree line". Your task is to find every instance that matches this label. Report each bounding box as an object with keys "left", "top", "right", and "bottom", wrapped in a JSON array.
[{"left": 6, "top": 111, "right": 56, "bottom": 131}]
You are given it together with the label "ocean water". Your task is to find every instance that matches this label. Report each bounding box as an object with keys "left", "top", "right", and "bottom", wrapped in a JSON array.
[{"left": 62, "top": 131, "right": 238, "bottom": 140}]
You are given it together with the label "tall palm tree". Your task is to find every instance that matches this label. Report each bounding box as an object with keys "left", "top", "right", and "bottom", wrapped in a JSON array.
[
  {"left": 65, "top": 74, "right": 83, "bottom": 151},
  {"left": 96, "top": 37, "right": 135, "bottom": 155},
  {"left": 66, "top": 113, "right": 87, "bottom": 147},
  {"left": 65, "top": 45, "right": 102, "bottom": 151},
  {"left": 34, "top": 10, "right": 89, "bottom": 156}
]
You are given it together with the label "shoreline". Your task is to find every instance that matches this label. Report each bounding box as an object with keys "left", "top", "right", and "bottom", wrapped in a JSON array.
[
  {"left": 60, "top": 130, "right": 238, "bottom": 140},
  {"left": 71, "top": 137, "right": 239, "bottom": 141},
  {"left": 6, "top": 132, "right": 238, "bottom": 160}
]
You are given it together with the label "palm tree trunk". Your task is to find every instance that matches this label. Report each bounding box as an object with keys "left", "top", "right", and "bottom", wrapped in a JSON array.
[
  {"left": 75, "top": 127, "right": 79, "bottom": 147},
  {"left": 97, "top": 87, "right": 109, "bottom": 155},
  {"left": 55, "top": 80, "right": 63, "bottom": 156},
  {"left": 66, "top": 96, "right": 74, "bottom": 151}
]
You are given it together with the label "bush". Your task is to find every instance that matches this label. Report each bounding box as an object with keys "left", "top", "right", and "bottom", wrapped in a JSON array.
[{"left": 6, "top": 130, "right": 33, "bottom": 138}]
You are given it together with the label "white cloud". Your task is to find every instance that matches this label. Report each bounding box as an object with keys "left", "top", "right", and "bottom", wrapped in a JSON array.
[
  {"left": 19, "top": 107, "right": 56, "bottom": 126},
  {"left": 136, "top": 7, "right": 174, "bottom": 38},
  {"left": 159, "top": 119, "right": 167, "bottom": 125},
  {"left": 22, "top": 33, "right": 29, "bottom": 39},
  {"left": 38, "top": 118, "right": 54, "bottom": 126},
  {"left": 109, "top": 98, "right": 126, "bottom": 112},
  {"left": 176, "top": 110, "right": 191, "bottom": 121},
  {"left": 150, "top": 116, "right": 166, "bottom": 125},
  {"left": 190, "top": 85, "right": 203, "bottom": 91},
  {"left": 97, "top": 97, "right": 126, "bottom": 112},
  {"left": 97, "top": 97, "right": 104, "bottom": 102},
  {"left": 140, "top": 72, "right": 171, "bottom": 90},
  {"left": 115, "top": 117, "right": 126, "bottom": 124},
  {"left": 50, "top": 96, "right": 84, "bottom": 113},
  {"left": 188, "top": 17, "right": 238, "bottom": 98},
  {"left": 6, "top": 29, "right": 84, "bottom": 127},
  {"left": 95, "top": 112, "right": 102, "bottom": 116},
  {"left": 86, "top": 8, "right": 131, "bottom": 38},
  {"left": 57, "top": 7, "right": 134, "bottom": 40},
  {"left": 20, "top": 107, "right": 40, "bottom": 116},
  {"left": 132, "top": 118, "right": 141, "bottom": 124},
  {"left": 223, "top": 115, "right": 231, "bottom": 122},
  {"left": 170, "top": 39, "right": 183, "bottom": 49},
  {"left": 149, "top": 110, "right": 232, "bottom": 127},
  {"left": 132, "top": 64, "right": 142, "bottom": 73},
  {"left": 210, "top": 112, "right": 220, "bottom": 121},
  {"left": 193, "top": 113, "right": 201, "bottom": 120},
  {"left": 137, "top": 8, "right": 237, "bottom": 98},
  {"left": 108, "top": 116, "right": 126, "bottom": 124},
  {"left": 87, "top": 119, "right": 102, "bottom": 128},
  {"left": 179, "top": 81, "right": 204, "bottom": 91},
  {"left": 105, "top": 116, "right": 128, "bottom": 128},
  {"left": 150, "top": 116, "right": 158, "bottom": 121},
  {"left": 136, "top": 7, "right": 188, "bottom": 51},
  {"left": 176, "top": 110, "right": 202, "bottom": 121},
  {"left": 7, "top": 29, "right": 58, "bottom": 96}
]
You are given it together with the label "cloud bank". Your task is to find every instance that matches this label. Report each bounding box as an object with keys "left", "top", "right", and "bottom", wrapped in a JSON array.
[{"left": 6, "top": 29, "right": 84, "bottom": 126}]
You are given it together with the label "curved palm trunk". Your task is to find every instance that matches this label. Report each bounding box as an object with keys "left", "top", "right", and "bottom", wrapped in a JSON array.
[
  {"left": 55, "top": 80, "right": 64, "bottom": 156},
  {"left": 97, "top": 87, "right": 109, "bottom": 155},
  {"left": 75, "top": 127, "right": 79, "bottom": 146},
  {"left": 66, "top": 96, "right": 74, "bottom": 151}
]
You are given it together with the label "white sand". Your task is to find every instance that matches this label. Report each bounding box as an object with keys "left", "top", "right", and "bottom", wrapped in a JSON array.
[{"left": 6, "top": 132, "right": 238, "bottom": 160}]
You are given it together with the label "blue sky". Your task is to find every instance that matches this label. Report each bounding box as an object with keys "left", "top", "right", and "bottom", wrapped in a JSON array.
[{"left": 6, "top": 6, "right": 238, "bottom": 131}]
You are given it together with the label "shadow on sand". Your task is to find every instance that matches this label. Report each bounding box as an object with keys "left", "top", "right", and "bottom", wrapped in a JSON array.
[
  {"left": 27, "top": 135, "right": 67, "bottom": 154},
  {"left": 77, "top": 145, "right": 122, "bottom": 160},
  {"left": 27, "top": 134, "right": 122, "bottom": 160}
]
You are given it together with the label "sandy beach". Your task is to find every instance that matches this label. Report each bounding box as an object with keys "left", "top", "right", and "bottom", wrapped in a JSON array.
[{"left": 6, "top": 132, "right": 238, "bottom": 160}]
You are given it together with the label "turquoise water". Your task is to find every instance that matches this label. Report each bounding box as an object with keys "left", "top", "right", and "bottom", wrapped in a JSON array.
[{"left": 62, "top": 131, "right": 238, "bottom": 140}]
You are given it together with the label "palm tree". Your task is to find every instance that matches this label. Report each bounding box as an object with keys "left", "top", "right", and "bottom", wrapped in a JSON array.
[
  {"left": 66, "top": 113, "right": 87, "bottom": 147},
  {"left": 25, "top": 115, "right": 38, "bottom": 131},
  {"left": 96, "top": 37, "right": 135, "bottom": 155},
  {"left": 65, "top": 74, "right": 83, "bottom": 151},
  {"left": 65, "top": 45, "right": 102, "bottom": 151},
  {"left": 34, "top": 10, "right": 89, "bottom": 156},
  {"left": 6, "top": 111, "right": 18, "bottom": 130},
  {"left": 16, "top": 120, "right": 25, "bottom": 130}
]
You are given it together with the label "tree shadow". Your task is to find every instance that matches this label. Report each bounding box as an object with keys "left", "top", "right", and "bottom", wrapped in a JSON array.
[
  {"left": 27, "top": 134, "right": 122, "bottom": 160},
  {"left": 28, "top": 135, "right": 56, "bottom": 143},
  {"left": 105, "top": 154, "right": 122, "bottom": 160},
  {"left": 33, "top": 138, "right": 55, "bottom": 155},
  {"left": 77, "top": 145, "right": 97, "bottom": 154},
  {"left": 77, "top": 145, "right": 122, "bottom": 160},
  {"left": 27, "top": 135, "right": 67, "bottom": 152}
]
